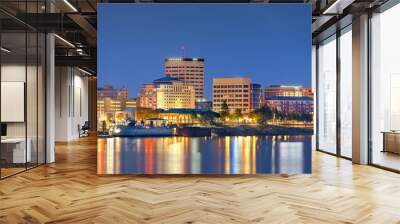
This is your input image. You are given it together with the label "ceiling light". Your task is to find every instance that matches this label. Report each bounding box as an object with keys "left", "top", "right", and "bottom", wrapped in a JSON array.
[
  {"left": 54, "top": 34, "right": 75, "bottom": 48},
  {"left": 323, "top": 0, "right": 341, "bottom": 14},
  {"left": 78, "top": 67, "right": 93, "bottom": 76},
  {"left": 63, "top": 0, "right": 78, "bottom": 12},
  {"left": 323, "top": 0, "right": 354, "bottom": 15},
  {"left": 76, "top": 48, "right": 85, "bottom": 55},
  {"left": 1, "top": 47, "right": 11, "bottom": 53}
]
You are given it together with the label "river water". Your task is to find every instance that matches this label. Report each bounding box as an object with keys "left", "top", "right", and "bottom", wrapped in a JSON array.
[{"left": 97, "top": 135, "right": 312, "bottom": 174}]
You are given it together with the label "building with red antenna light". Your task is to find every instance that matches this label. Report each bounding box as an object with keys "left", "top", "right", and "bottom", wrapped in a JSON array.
[{"left": 164, "top": 57, "right": 205, "bottom": 101}]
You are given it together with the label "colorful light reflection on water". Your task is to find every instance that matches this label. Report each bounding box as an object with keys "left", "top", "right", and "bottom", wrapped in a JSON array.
[{"left": 97, "top": 135, "right": 312, "bottom": 174}]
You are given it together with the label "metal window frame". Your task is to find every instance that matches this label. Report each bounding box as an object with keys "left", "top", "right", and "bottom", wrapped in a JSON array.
[
  {"left": 315, "top": 23, "right": 353, "bottom": 161},
  {"left": 0, "top": 0, "right": 48, "bottom": 180},
  {"left": 367, "top": 0, "right": 400, "bottom": 173},
  {"left": 315, "top": 0, "right": 400, "bottom": 172}
]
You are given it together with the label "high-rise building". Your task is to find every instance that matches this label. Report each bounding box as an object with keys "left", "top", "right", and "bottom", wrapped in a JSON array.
[
  {"left": 212, "top": 77, "right": 252, "bottom": 114},
  {"left": 125, "top": 99, "right": 137, "bottom": 110},
  {"left": 264, "top": 85, "right": 313, "bottom": 98},
  {"left": 97, "top": 85, "right": 128, "bottom": 101},
  {"left": 138, "top": 76, "right": 196, "bottom": 110},
  {"left": 251, "top": 83, "right": 262, "bottom": 111},
  {"left": 97, "top": 97, "right": 136, "bottom": 129},
  {"left": 265, "top": 96, "right": 313, "bottom": 114},
  {"left": 155, "top": 77, "right": 195, "bottom": 110},
  {"left": 262, "top": 85, "right": 313, "bottom": 112},
  {"left": 97, "top": 99, "right": 122, "bottom": 114},
  {"left": 164, "top": 57, "right": 205, "bottom": 101},
  {"left": 138, "top": 83, "right": 157, "bottom": 110},
  {"left": 98, "top": 85, "right": 129, "bottom": 110},
  {"left": 97, "top": 98, "right": 123, "bottom": 129}
]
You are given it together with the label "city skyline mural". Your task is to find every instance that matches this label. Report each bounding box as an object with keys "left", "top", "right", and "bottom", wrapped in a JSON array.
[{"left": 97, "top": 3, "right": 313, "bottom": 175}]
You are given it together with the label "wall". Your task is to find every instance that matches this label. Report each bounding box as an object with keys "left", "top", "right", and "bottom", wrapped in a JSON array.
[
  {"left": 1, "top": 63, "right": 45, "bottom": 160},
  {"left": 55, "top": 67, "right": 89, "bottom": 141},
  {"left": 1, "top": 65, "right": 27, "bottom": 138}
]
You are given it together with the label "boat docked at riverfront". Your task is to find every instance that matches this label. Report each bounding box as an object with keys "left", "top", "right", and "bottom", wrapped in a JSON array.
[{"left": 110, "top": 125, "right": 174, "bottom": 137}]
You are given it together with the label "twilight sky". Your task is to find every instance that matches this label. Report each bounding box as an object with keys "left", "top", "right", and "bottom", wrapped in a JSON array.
[{"left": 98, "top": 4, "right": 311, "bottom": 99}]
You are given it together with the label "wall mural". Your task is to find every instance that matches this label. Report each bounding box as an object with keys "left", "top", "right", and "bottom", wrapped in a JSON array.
[{"left": 97, "top": 3, "right": 313, "bottom": 174}]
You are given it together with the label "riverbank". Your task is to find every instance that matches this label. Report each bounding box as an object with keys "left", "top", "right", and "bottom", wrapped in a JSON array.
[
  {"left": 211, "top": 125, "right": 313, "bottom": 136},
  {"left": 100, "top": 125, "right": 313, "bottom": 138}
]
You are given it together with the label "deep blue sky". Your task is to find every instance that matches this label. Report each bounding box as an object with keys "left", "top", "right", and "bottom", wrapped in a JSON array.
[{"left": 98, "top": 4, "right": 311, "bottom": 99}]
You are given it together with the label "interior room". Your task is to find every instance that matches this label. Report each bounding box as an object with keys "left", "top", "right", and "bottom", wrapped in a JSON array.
[
  {"left": 0, "top": 0, "right": 400, "bottom": 223},
  {"left": 0, "top": 7, "right": 46, "bottom": 178}
]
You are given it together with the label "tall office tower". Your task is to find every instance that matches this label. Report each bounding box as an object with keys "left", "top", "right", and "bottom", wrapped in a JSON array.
[
  {"left": 97, "top": 85, "right": 129, "bottom": 110},
  {"left": 164, "top": 58, "right": 205, "bottom": 101},
  {"left": 97, "top": 99, "right": 122, "bottom": 114},
  {"left": 250, "top": 83, "right": 262, "bottom": 111},
  {"left": 264, "top": 85, "right": 313, "bottom": 98},
  {"left": 212, "top": 77, "right": 252, "bottom": 114},
  {"left": 97, "top": 98, "right": 119, "bottom": 130},
  {"left": 138, "top": 83, "right": 157, "bottom": 110},
  {"left": 97, "top": 85, "right": 128, "bottom": 101},
  {"left": 154, "top": 77, "right": 196, "bottom": 110}
]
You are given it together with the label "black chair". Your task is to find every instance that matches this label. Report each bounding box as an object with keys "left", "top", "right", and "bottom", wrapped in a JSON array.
[{"left": 79, "top": 121, "right": 90, "bottom": 138}]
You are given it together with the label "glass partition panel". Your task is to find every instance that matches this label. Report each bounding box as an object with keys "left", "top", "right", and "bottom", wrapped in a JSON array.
[
  {"left": 317, "top": 35, "right": 337, "bottom": 154},
  {"left": 38, "top": 32, "right": 46, "bottom": 165},
  {"left": 1, "top": 31, "right": 27, "bottom": 177},
  {"left": 27, "top": 30, "right": 38, "bottom": 169},
  {"left": 0, "top": 1, "right": 46, "bottom": 179},
  {"left": 339, "top": 27, "right": 352, "bottom": 158}
]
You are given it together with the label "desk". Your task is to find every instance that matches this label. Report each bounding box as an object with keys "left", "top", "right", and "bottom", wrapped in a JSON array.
[
  {"left": 1, "top": 138, "right": 31, "bottom": 163},
  {"left": 382, "top": 131, "right": 400, "bottom": 154}
]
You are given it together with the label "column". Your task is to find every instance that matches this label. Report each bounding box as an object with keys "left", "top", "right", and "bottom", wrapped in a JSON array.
[
  {"left": 352, "top": 14, "right": 369, "bottom": 164},
  {"left": 46, "top": 32, "right": 55, "bottom": 163}
]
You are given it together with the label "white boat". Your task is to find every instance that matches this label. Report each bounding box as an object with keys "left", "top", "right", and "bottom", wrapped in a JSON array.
[{"left": 111, "top": 125, "right": 173, "bottom": 137}]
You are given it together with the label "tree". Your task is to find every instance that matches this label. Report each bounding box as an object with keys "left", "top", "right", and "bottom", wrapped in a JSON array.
[
  {"left": 252, "top": 105, "right": 273, "bottom": 126},
  {"left": 198, "top": 111, "right": 219, "bottom": 126},
  {"left": 271, "top": 108, "right": 279, "bottom": 120},
  {"left": 248, "top": 110, "right": 258, "bottom": 121},
  {"left": 220, "top": 100, "right": 229, "bottom": 121},
  {"left": 275, "top": 110, "right": 284, "bottom": 120},
  {"left": 298, "top": 113, "right": 313, "bottom": 123},
  {"left": 305, "top": 113, "right": 313, "bottom": 122},
  {"left": 232, "top": 108, "right": 242, "bottom": 121}
]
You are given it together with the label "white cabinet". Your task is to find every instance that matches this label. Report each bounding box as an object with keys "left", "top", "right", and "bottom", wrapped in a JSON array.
[{"left": 1, "top": 138, "right": 32, "bottom": 163}]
